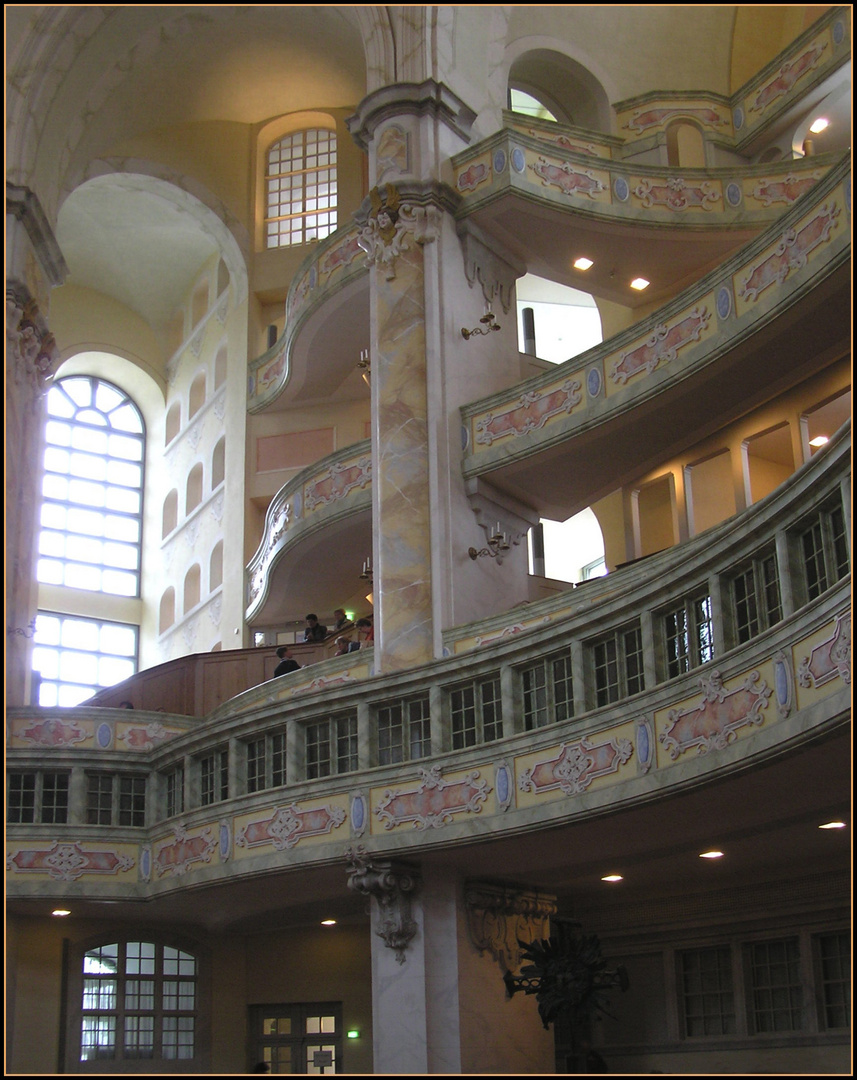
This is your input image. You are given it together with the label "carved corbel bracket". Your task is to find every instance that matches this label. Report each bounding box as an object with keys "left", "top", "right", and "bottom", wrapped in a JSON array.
[
  {"left": 345, "top": 845, "right": 420, "bottom": 964},
  {"left": 458, "top": 223, "right": 526, "bottom": 315},
  {"left": 465, "top": 882, "right": 557, "bottom": 973}
]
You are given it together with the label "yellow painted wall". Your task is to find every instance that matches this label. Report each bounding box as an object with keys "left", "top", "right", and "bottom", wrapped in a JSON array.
[{"left": 730, "top": 7, "right": 833, "bottom": 92}]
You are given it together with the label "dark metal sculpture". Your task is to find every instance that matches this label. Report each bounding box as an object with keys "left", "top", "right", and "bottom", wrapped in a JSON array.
[{"left": 503, "top": 920, "right": 629, "bottom": 1031}]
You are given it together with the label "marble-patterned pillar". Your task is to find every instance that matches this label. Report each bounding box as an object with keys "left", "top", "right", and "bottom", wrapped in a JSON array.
[
  {"left": 345, "top": 847, "right": 462, "bottom": 1073},
  {"left": 6, "top": 185, "right": 66, "bottom": 706}
]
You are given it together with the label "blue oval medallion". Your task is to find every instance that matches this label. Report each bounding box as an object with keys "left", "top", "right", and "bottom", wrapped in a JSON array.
[
  {"left": 496, "top": 765, "right": 510, "bottom": 806},
  {"left": 219, "top": 822, "right": 231, "bottom": 859},
  {"left": 140, "top": 847, "right": 151, "bottom": 881},
  {"left": 725, "top": 182, "right": 742, "bottom": 207},
  {"left": 493, "top": 149, "right": 507, "bottom": 175},
  {"left": 511, "top": 147, "right": 526, "bottom": 174},
  {"left": 833, "top": 20, "right": 845, "bottom": 45},
  {"left": 774, "top": 658, "right": 790, "bottom": 709},
  {"left": 733, "top": 106, "right": 744, "bottom": 131},
  {"left": 716, "top": 285, "right": 733, "bottom": 321},
  {"left": 97, "top": 722, "right": 113, "bottom": 749},
  {"left": 637, "top": 723, "right": 650, "bottom": 765},
  {"left": 587, "top": 366, "right": 602, "bottom": 398},
  {"left": 352, "top": 795, "right": 365, "bottom": 831},
  {"left": 613, "top": 176, "right": 629, "bottom": 202}
]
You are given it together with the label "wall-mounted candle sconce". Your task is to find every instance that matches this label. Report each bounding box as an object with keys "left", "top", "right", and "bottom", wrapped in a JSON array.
[
  {"left": 357, "top": 349, "right": 371, "bottom": 386},
  {"left": 461, "top": 312, "right": 501, "bottom": 339},
  {"left": 469, "top": 524, "right": 510, "bottom": 560},
  {"left": 360, "top": 557, "right": 373, "bottom": 583}
]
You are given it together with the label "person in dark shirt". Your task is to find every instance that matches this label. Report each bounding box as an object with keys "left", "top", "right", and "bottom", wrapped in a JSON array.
[
  {"left": 332, "top": 608, "right": 352, "bottom": 632},
  {"left": 303, "top": 613, "right": 328, "bottom": 642},
  {"left": 273, "top": 646, "right": 300, "bottom": 677}
]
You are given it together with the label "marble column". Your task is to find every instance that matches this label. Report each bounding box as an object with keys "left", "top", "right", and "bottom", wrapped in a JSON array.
[
  {"left": 6, "top": 185, "right": 66, "bottom": 706},
  {"left": 346, "top": 848, "right": 462, "bottom": 1073}
]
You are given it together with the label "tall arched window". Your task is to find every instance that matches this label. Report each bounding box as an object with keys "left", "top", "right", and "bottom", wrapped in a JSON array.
[
  {"left": 265, "top": 128, "right": 337, "bottom": 248},
  {"left": 38, "top": 376, "right": 145, "bottom": 597}
]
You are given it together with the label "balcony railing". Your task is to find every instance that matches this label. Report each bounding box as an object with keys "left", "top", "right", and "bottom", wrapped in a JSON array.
[{"left": 6, "top": 425, "right": 849, "bottom": 899}]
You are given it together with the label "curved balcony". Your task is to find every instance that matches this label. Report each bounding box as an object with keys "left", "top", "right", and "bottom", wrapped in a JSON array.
[
  {"left": 461, "top": 155, "right": 850, "bottom": 519},
  {"left": 6, "top": 425, "right": 849, "bottom": 904},
  {"left": 245, "top": 440, "right": 372, "bottom": 622}
]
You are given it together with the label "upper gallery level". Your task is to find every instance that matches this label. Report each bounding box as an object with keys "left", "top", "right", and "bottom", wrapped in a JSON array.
[{"left": 7, "top": 422, "right": 850, "bottom": 903}]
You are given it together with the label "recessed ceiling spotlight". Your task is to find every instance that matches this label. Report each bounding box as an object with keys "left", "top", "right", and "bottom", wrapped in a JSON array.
[
  {"left": 818, "top": 820, "right": 846, "bottom": 830},
  {"left": 809, "top": 435, "right": 829, "bottom": 447},
  {"left": 699, "top": 850, "right": 724, "bottom": 859},
  {"left": 809, "top": 117, "right": 829, "bottom": 133},
  {"left": 574, "top": 257, "right": 594, "bottom": 270},
  {"left": 321, "top": 919, "right": 337, "bottom": 926},
  {"left": 630, "top": 277, "right": 650, "bottom": 291},
  {"left": 601, "top": 874, "right": 623, "bottom": 882},
  {"left": 52, "top": 909, "right": 71, "bottom": 917}
]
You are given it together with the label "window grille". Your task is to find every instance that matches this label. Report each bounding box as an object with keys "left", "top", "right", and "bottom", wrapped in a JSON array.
[
  {"left": 164, "top": 767, "right": 184, "bottom": 819},
  {"left": 797, "top": 499, "right": 850, "bottom": 602},
  {"left": 200, "top": 750, "right": 229, "bottom": 806},
  {"left": 7, "top": 771, "right": 68, "bottom": 824},
  {"left": 265, "top": 129, "right": 337, "bottom": 248},
  {"left": 661, "top": 591, "right": 714, "bottom": 679},
  {"left": 86, "top": 773, "right": 147, "bottom": 827},
  {"left": 79, "top": 941, "right": 197, "bottom": 1063},
  {"left": 38, "top": 377, "right": 144, "bottom": 597},
  {"left": 377, "top": 695, "right": 431, "bottom": 765},
  {"left": 520, "top": 649, "right": 574, "bottom": 729},
  {"left": 450, "top": 675, "right": 503, "bottom": 749},
  {"left": 305, "top": 713, "right": 358, "bottom": 780},
  {"left": 679, "top": 946, "right": 735, "bottom": 1036},
  {"left": 748, "top": 938, "right": 803, "bottom": 1032},
  {"left": 589, "top": 622, "right": 644, "bottom": 707},
  {"left": 32, "top": 611, "right": 138, "bottom": 708},
  {"left": 730, "top": 550, "right": 782, "bottom": 643},
  {"left": 817, "top": 931, "right": 850, "bottom": 1030}
]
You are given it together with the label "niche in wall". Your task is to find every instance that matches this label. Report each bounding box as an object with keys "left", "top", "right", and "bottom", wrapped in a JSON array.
[
  {"left": 186, "top": 463, "right": 204, "bottom": 514},
  {"left": 184, "top": 564, "right": 201, "bottom": 614},
  {"left": 159, "top": 588, "right": 175, "bottom": 634},
  {"left": 686, "top": 450, "right": 735, "bottom": 535},
  {"left": 743, "top": 424, "right": 795, "bottom": 505},
  {"left": 162, "top": 490, "right": 178, "bottom": 539}
]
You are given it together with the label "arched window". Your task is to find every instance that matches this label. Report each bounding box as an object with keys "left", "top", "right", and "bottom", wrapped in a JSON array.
[
  {"left": 209, "top": 541, "right": 223, "bottom": 591},
  {"left": 183, "top": 564, "right": 201, "bottom": 614},
  {"left": 165, "top": 401, "right": 181, "bottom": 445},
  {"left": 159, "top": 588, "right": 176, "bottom": 634},
  {"left": 38, "top": 376, "right": 145, "bottom": 597},
  {"left": 188, "top": 372, "right": 206, "bottom": 420},
  {"left": 211, "top": 436, "right": 225, "bottom": 490},
  {"left": 162, "top": 490, "right": 178, "bottom": 539},
  {"left": 264, "top": 128, "right": 337, "bottom": 248},
  {"left": 71, "top": 938, "right": 200, "bottom": 1067},
  {"left": 186, "top": 463, "right": 204, "bottom": 515},
  {"left": 509, "top": 87, "right": 558, "bottom": 122}
]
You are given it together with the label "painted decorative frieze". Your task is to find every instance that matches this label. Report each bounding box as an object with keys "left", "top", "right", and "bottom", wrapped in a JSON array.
[
  {"left": 116, "top": 721, "right": 179, "bottom": 751},
  {"left": 465, "top": 883, "right": 556, "bottom": 972},
  {"left": 457, "top": 159, "right": 491, "bottom": 193},
  {"left": 304, "top": 456, "right": 371, "bottom": 511},
  {"left": 318, "top": 232, "right": 364, "bottom": 278},
  {"left": 14, "top": 715, "right": 87, "bottom": 747},
  {"left": 473, "top": 615, "right": 553, "bottom": 648},
  {"left": 736, "top": 201, "right": 841, "bottom": 304},
  {"left": 153, "top": 823, "right": 217, "bottom": 877},
  {"left": 474, "top": 379, "right": 583, "bottom": 446},
  {"left": 286, "top": 672, "right": 363, "bottom": 697},
  {"left": 621, "top": 105, "right": 729, "bottom": 135},
  {"left": 659, "top": 669, "right": 771, "bottom": 760},
  {"left": 530, "top": 156, "right": 606, "bottom": 198},
  {"left": 235, "top": 802, "right": 346, "bottom": 852},
  {"left": 7, "top": 842, "right": 135, "bottom": 882},
  {"left": 752, "top": 174, "right": 819, "bottom": 207},
  {"left": 609, "top": 306, "right": 710, "bottom": 385},
  {"left": 748, "top": 40, "right": 827, "bottom": 116},
  {"left": 798, "top": 611, "right": 851, "bottom": 689},
  {"left": 633, "top": 177, "right": 720, "bottom": 211},
  {"left": 519, "top": 735, "right": 633, "bottom": 797},
  {"left": 374, "top": 765, "right": 491, "bottom": 830}
]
